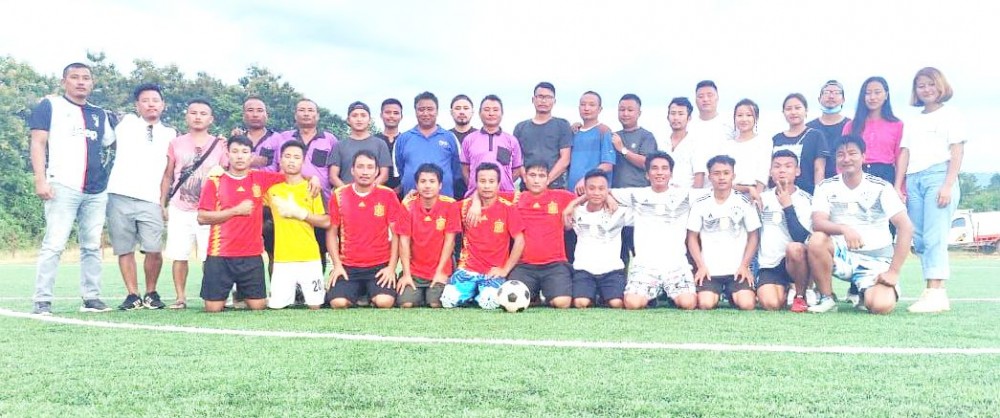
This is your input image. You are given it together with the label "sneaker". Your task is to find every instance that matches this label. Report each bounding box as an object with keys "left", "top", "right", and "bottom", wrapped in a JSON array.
[
  {"left": 143, "top": 292, "right": 166, "bottom": 309},
  {"left": 786, "top": 285, "right": 797, "bottom": 306},
  {"left": 908, "top": 288, "right": 951, "bottom": 313},
  {"left": 118, "top": 294, "right": 144, "bottom": 311},
  {"left": 790, "top": 296, "right": 809, "bottom": 313},
  {"left": 805, "top": 288, "right": 818, "bottom": 306},
  {"left": 80, "top": 299, "right": 112, "bottom": 313},
  {"left": 845, "top": 283, "right": 860, "bottom": 305},
  {"left": 32, "top": 301, "right": 52, "bottom": 316},
  {"left": 807, "top": 295, "right": 838, "bottom": 313}
]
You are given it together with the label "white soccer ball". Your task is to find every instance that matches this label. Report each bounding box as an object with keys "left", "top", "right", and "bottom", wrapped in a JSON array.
[{"left": 497, "top": 280, "right": 531, "bottom": 313}]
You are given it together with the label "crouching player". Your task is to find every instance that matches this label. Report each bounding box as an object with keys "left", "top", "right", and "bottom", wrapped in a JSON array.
[
  {"left": 266, "top": 141, "right": 331, "bottom": 310},
  {"left": 395, "top": 164, "right": 461, "bottom": 308},
  {"left": 807, "top": 136, "right": 913, "bottom": 314},
  {"left": 565, "top": 169, "right": 631, "bottom": 308},
  {"left": 757, "top": 150, "right": 812, "bottom": 312},
  {"left": 440, "top": 163, "right": 525, "bottom": 309},
  {"left": 326, "top": 150, "right": 403, "bottom": 309},
  {"left": 687, "top": 155, "right": 761, "bottom": 310}
]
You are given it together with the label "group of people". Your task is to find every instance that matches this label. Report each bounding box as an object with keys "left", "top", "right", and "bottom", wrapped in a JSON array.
[{"left": 28, "top": 62, "right": 965, "bottom": 316}]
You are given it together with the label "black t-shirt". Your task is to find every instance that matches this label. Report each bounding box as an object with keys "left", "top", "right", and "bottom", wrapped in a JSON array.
[
  {"left": 806, "top": 117, "right": 848, "bottom": 180},
  {"left": 377, "top": 133, "right": 401, "bottom": 189},
  {"left": 772, "top": 127, "right": 829, "bottom": 195}
]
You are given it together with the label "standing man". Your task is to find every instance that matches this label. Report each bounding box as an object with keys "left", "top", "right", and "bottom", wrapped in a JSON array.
[
  {"left": 664, "top": 97, "right": 707, "bottom": 189},
  {"left": 568, "top": 91, "right": 616, "bottom": 195},
  {"left": 688, "top": 80, "right": 734, "bottom": 145},
  {"left": 30, "top": 62, "right": 117, "bottom": 315},
  {"left": 460, "top": 95, "right": 524, "bottom": 197},
  {"left": 107, "top": 83, "right": 176, "bottom": 310},
  {"left": 450, "top": 94, "right": 475, "bottom": 198},
  {"left": 231, "top": 97, "right": 281, "bottom": 169},
  {"left": 328, "top": 101, "right": 391, "bottom": 187},
  {"left": 377, "top": 98, "right": 404, "bottom": 193},
  {"left": 394, "top": 92, "right": 463, "bottom": 198},
  {"left": 514, "top": 82, "right": 574, "bottom": 190},
  {"left": 612, "top": 93, "right": 657, "bottom": 264},
  {"left": 806, "top": 80, "right": 847, "bottom": 181}
]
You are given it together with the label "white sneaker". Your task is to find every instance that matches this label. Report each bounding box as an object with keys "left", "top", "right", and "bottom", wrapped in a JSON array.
[
  {"left": 908, "top": 289, "right": 950, "bottom": 313},
  {"left": 786, "top": 285, "right": 797, "bottom": 306},
  {"left": 805, "top": 288, "right": 818, "bottom": 306},
  {"left": 807, "top": 296, "right": 838, "bottom": 313}
]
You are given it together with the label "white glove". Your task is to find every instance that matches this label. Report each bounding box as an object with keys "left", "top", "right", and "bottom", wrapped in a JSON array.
[{"left": 273, "top": 194, "right": 309, "bottom": 220}]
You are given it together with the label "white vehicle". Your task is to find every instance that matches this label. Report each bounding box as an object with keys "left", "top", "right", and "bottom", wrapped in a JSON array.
[{"left": 949, "top": 210, "right": 1000, "bottom": 253}]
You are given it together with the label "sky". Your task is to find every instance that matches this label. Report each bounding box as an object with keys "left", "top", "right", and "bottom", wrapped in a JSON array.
[{"left": 3, "top": 0, "right": 998, "bottom": 172}]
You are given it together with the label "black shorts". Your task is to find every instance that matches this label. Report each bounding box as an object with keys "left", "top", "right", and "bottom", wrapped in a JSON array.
[
  {"left": 200, "top": 256, "right": 266, "bottom": 301},
  {"left": 696, "top": 274, "right": 753, "bottom": 295},
  {"left": 396, "top": 280, "right": 446, "bottom": 307},
  {"left": 620, "top": 226, "right": 635, "bottom": 264},
  {"left": 757, "top": 262, "right": 791, "bottom": 288},
  {"left": 572, "top": 269, "right": 626, "bottom": 302},
  {"left": 326, "top": 264, "right": 397, "bottom": 305},
  {"left": 508, "top": 262, "right": 572, "bottom": 299}
]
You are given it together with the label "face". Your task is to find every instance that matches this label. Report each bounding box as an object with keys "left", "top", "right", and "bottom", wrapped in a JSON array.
[
  {"left": 646, "top": 157, "right": 673, "bottom": 189},
  {"left": 416, "top": 172, "right": 442, "bottom": 200},
  {"left": 279, "top": 146, "right": 304, "bottom": 176},
  {"left": 348, "top": 108, "right": 371, "bottom": 133},
  {"left": 451, "top": 99, "right": 473, "bottom": 126},
  {"left": 617, "top": 99, "right": 640, "bottom": 129},
  {"left": 523, "top": 167, "right": 549, "bottom": 194},
  {"left": 734, "top": 105, "right": 756, "bottom": 133},
  {"left": 381, "top": 104, "right": 402, "bottom": 130},
  {"left": 864, "top": 80, "right": 887, "bottom": 112},
  {"left": 769, "top": 156, "right": 800, "bottom": 186},
  {"left": 695, "top": 86, "right": 718, "bottom": 114},
  {"left": 914, "top": 75, "right": 941, "bottom": 106},
  {"left": 820, "top": 85, "right": 845, "bottom": 109},
  {"left": 185, "top": 103, "right": 214, "bottom": 131},
  {"left": 294, "top": 100, "right": 319, "bottom": 128},
  {"left": 228, "top": 143, "right": 252, "bottom": 171},
  {"left": 835, "top": 143, "right": 865, "bottom": 175},
  {"left": 578, "top": 93, "right": 601, "bottom": 123},
  {"left": 667, "top": 103, "right": 691, "bottom": 131},
  {"left": 584, "top": 176, "right": 609, "bottom": 206},
  {"left": 243, "top": 99, "right": 268, "bottom": 129},
  {"left": 416, "top": 99, "right": 438, "bottom": 129},
  {"left": 532, "top": 87, "right": 555, "bottom": 114},
  {"left": 351, "top": 155, "right": 378, "bottom": 187},
  {"left": 479, "top": 99, "right": 502, "bottom": 128},
  {"left": 782, "top": 97, "right": 807, "bottom": 126},
  {"left": 708, "top": 162, "right": 734, "bottom": 191},
  {"left": 135, "top": 90, "right": 164, "bottom": 122},
  {"left": 62, "top": 67, "right": 93, "bottom": 101},
  {"left": 475, "top": 169, "right": 500, "bottom": 201}
]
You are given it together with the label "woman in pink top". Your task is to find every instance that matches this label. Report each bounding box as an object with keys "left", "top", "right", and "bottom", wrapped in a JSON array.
[{"left": 842, "top": 76, "right": 904, "bottom": 184}]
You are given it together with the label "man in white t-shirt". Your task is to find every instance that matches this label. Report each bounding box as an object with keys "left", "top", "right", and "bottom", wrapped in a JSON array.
[
  {"left": 757, "top": 150, "right": 813, "bottom": 312},
  {"left": 664, "top": 97, "right": 708, "bottom": 189},
  {"left": 687, "top": 155, "right": 761, "bottom": 310},
  {"left": 687, "top": 80, "right": 734, "bottom": 146},
  {"left": 807, "top": 136, "right": 913, "bottom": 314},
  {"left": 611, "top": 151, "right": 697, "bottom": 310},
  {"left": 107, "top": 84, "right": 177, "bottom": 311}
]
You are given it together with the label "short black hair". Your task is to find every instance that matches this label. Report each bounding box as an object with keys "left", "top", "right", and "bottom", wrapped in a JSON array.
[
  {"left": 415, "top": 163, "right": 444, "bottom": 183},
  {"left": 837, "top": 135, "right": 867, "bottom": 154},
  {"left": 582, "top": 90, "right": 602, "bottom": 107},
  {"left": 62, "top": 62, "right": 91, "bottom": 78},
  {"left": 381, "top": 98, "right": 402, "bottom": 112},
  {"left": 352, "top": 149, "right": 378, "bottom": 167},
  {"left": 523, "top": 160, "right": 550, "bottom": 173},
  {"left": 414, "top": 91, "right": 438, "bottom": 109},
  {"left": 619, "top": 93, "right": 642, "bottom": 107},
  {"left": 534, "top": 82, "right": 555, "bottom": 96},
  {"left": 480, "top": 94, "right": 503, "bottom": 112},
  {"left": 475, "top": 162, "right": 501, "bottom": 181},
  {"left": 188, "top": 98, "right": 213, "bottom": 112},
  {"left": 668, "top": 97, "right": 693, "bottom": 115},
  {"left": 450, "top": 94, "right": 472, "bottom": 108},
  {"left": 133, "top": 83, "right": 163, "bottom": 101},
  {"left": 280, "top": 140, "right": 306, "bottom": 156},
  {"left": 645, "top": 151, "right": 674, "bottom": 173},
  {"left": 583, "top": 169, "right": 608, "bottom": 183},
  {"left": 707, "top": 155, "right": 736, "bottom": 171},
  {"left": 696, "top": 80, "right": 718, "bottom": 92},
  {"left": 771, "top": 149, "right": 799, "bottom": 165},
  {"left": 228, "top": 135, "right": 253, "bottom": 150}
]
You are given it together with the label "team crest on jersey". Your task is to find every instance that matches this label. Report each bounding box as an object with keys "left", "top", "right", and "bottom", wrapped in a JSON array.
[
  {"left": 252, "top": 184, "right": 261, "bottom": 198},
  {"left": 547, "top": 201, "right": 559, "bottom": 215},
  {"left": 493, "top": 220, "right": 505, "bottom": 234},
  {"left": 436, "top": 216, "right": 446, "bottom": 231},
  {"left": 374, "top": 203, "right": 385, "bottom": 217},
  {"left": 91, "top": 113, "right": 100, "bottom": 128}
]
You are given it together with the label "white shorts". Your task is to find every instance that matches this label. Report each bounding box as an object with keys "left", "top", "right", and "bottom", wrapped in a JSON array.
[
  {"left": 269, "top": 260, "right": 325, "bottom": 308},
  {"left": 832, "top": 237, "right": 898, "bottom": 294},
  {"left": 625, "top": 262, "right": 695, "bottom": 300},
  {"left": 164, "top": 206, "right": 209, "bottom": 262}
]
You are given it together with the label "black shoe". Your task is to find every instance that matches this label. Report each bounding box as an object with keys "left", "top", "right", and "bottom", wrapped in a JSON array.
[
  {"left": 118, "top": 294, "right": 144, "bottom": 311},
  {"left": 32, "top": 301, "right": 52, "bottom": 315},
  {"left": 143, "top": 291, "right": 165, "bottom": 309},
  {"left": 81, "top": 299, "right": 113, "bottom": 313}
]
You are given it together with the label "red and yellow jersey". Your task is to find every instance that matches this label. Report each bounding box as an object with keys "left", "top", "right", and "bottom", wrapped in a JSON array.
[
  {"left": 395, "top": 195, "right": 462, "bottom": 279},
  {"left": 458, "top": 197, "right": 525, "bottom": 274},
  {"left": 199, "top": 170, "right": 284, "bottom": 257},
  {"left": 328, "top": 184, "right": 402, "bottom": 268},
  {"left": 501, "top": 189, "right": 577, "bottom": 265}
]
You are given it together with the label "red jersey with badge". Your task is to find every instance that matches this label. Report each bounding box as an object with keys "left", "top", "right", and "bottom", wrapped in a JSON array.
[
  {"left": 199, "top": 170, "right": 285, "bottom": 257},
  {"left": 458, "top": 197, "right": 525, "bottom": 274},
  {"left": 394, "top": 196, "right": 462, "bottom": 279},
  {"left": 501, "top": 189, "right": 577, "bottom": 265},
  {"left": 329, "top": 184, "right": 402, "bottom": 268}
]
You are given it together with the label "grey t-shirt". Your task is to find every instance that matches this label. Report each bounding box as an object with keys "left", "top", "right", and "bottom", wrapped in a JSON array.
[
  {"left": 327, "top": 135, "right": 392, "bottom": 183},
  {"left": 612, "top": 127, "right": 658, "bottom": 188},
  {"left": 513, "top": 117, "right": 573, "bottom": 188}
]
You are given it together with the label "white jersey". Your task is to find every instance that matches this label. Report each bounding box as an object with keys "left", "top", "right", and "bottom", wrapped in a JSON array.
[
  {"left": 572, "top": 206, "right": 631, "bottom": 274},
  {"left": 107, "top": 114, "right": 176, "bottom": 204},
  {"left": 687, "top": 191, "right": 762, "bottom": 276},
  {"left": 611, "top": 187, "right": 692, "bottom": 268},
  {"left": 664, "top": 131, "right": 710, "bottom": 188},
  {"left": 812, "top": 174, "right": 906, "bottom": 252},
  {"left": 759, "top": 187, "right": 813, "bottom": 268},
  {"left": 722, "top": 135, "right": 772, "bottom": 188}
]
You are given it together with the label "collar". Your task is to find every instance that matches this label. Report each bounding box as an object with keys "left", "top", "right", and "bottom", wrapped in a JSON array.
[
  {"left": 479, "top": 126, "right": 503, "bottom": 135},
  {"left": 408, "top": 125, "right": 448, "bottom": 138}
]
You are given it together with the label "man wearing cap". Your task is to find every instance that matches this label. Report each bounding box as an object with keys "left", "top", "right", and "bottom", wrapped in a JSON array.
[
  {"left": 329, "top": 101, "right": 392, "bottom": 187},
  {"left": 806, "top": 80, "right": 848, "bottom": 181}
]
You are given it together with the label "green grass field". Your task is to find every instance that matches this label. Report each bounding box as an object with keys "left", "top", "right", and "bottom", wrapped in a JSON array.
[{"left": 2, "top": 255, "right": 999, "bottom": 417}]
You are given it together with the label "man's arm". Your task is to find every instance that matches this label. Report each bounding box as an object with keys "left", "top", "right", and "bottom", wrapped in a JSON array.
[
  {"left": 737, "top": 229, "right": 759, "bottom": 283},
  {"left": 548, "top": 148, "right": 571, "bottom": 186},
  {"left": 879, "top": 211, "right": 914, "bottom": 286},
  {"left": 686, "top": 230, "right": 709, "bottom": 284},
  {"left": 498, "top": 233, "right": 525, "bottom": 277},
  {"left": 375, "top": 167, "right": 389, "bottom": 186},
  {"left": 329, "top": 165, "right": 346, "bottom": 188},
  {"left": 30, "top": 130, "right": 53, "bottom": 200},
  {"left": 435, "top": 233, "right": 457, "bottom": 282},
  {"left": 461, "top": 163, "right": 471, "bottom": 184},
  {"left": 197, "top": 200, "right": 252, "bottom": 225}
]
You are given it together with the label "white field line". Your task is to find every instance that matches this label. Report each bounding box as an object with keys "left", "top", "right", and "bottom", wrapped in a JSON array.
[
  {"left": 1, "top": 308, "right": 998, "bottom": 355},
  {"left": 5, "top": 296, "right": 1000, "bottom": 302}
]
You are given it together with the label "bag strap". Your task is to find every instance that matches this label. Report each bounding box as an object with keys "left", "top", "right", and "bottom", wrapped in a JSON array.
[{"left": 168, "top": 137, "right": 221, "bottom": 201}]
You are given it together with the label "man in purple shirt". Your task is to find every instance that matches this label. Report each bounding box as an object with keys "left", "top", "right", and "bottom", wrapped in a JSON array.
[{"left": 460, "top": 95, "right": 524, "bottom": 197}]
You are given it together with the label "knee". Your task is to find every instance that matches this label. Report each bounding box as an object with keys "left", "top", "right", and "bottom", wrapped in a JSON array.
[
  {"left": 606, "top": 299, "right": 624, "bottom": 309},
  {"left": 330, "top": 298, "right": 351, "bottom": 309},
  {"left": 759, "top": 295, "right": 782, "bottom": 311},
  {"left": 372, "top": 296, "right": 395, "bottom": 309},
  {"left": 549, "top": 297, "right": 571, "bottom": 309},
  {"left": 623, "top": 296, "right": 647, "bottom": 310},
  {"left": 807, "top": 233, "right": 829, "bottom": 254},
  {"left": 428, "top": 302, "right": 442, "bottom": 309},
  {"left": 399, "top": 302, "right": 415, "bottom": 309},
  {"left": 786, "top": 243, "right": 807, "bottom": 262},
  {"left": 866, "top": 296, "right": 896, "bottom": 315},
  {"left": 735, "top": 297, "right": 757, "bottom": 311},
  {"left": 697, "top": 294, "right": 719, "bottom": 310},
  {"left": 673, "top": 295, "right": 697, "bottom": 310},
  {"left": 574, "top": 298, "right": 592, "bottom": 309}
]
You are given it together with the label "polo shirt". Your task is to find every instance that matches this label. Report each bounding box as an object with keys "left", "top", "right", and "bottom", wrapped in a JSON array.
[
  {"left": 612, "top": 127, "right": 657, "bottom": 188},
  {"left": 394, "top": 125, "right": 462, "bottom": 198},
  {"left": 567, "top": 124, "right": 616, "bottom": 190},
  {"left": 460, "top": 127, "right": 524, "bottom": 197},
  {"left": 264, "top": 129, "right": 339, "bottom": 201}
]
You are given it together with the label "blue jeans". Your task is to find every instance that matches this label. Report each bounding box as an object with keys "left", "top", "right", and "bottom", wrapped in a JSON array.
[
  {"left": 33, "top": 183, "right": 108, "bottom": 302},
  {"left": 905, "top": 163, "right": 959, "bottom": 281}
]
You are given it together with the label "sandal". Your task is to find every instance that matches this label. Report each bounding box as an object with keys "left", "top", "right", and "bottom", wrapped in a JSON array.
[{"left": 168, "top": 301, "right": 187, "bottom": 310}]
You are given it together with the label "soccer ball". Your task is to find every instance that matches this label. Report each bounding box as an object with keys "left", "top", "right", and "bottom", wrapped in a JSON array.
[{"left": 497, "top": 280, "right": 531, "bottom": 313}]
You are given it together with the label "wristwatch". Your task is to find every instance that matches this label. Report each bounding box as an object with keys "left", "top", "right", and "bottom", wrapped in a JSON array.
[{"left": 621, "top": 148, "right": 630, "bottom": 156}]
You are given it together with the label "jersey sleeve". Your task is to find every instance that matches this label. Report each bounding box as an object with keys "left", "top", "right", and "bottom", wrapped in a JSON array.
[
  {"left": 640, "top": 131, "right": 658, "bottom": 154},
  {"left": 393, "top": 205, "right": 412, "bottom": 236},
  {"left": 880, "top": 182, "right": 906, "bottom": 218},
  {"left": 743, "top": 199, "right": 762, "bottom": 232},
  {"left": 255, "top": 170, "right": 286, "bottom": 191},
  {"left": 459, "top": 135, "right": 471, "bottom": 164},
  {"left": 686, "top": 201, "right": 703, "bottom": 232},
  {"left": 794, "top": 192, "right": 813, "bottom": 232},
  {"left": 28, "top": 98, "right": 52, "bottom": 131},
  {"left": 507, "top": 205, "right": 526, "bottom": 237},
  {"left": 328, "top": 193, "right": 342, "bottom": 227},
  {"left": 310, "top": 192, "right": 326, "bottom": 215},
  {"left": 197, "top": 177, "right": 220, "bottom": 212},
  {"left": 511, "top": 137, "right": 524, "bottom": 168},
  {"left": 558, "top": 120, "right": 573, "bottom": 150},
  {"left": 600, "top": 130, "right": 616, "bottom": 165},
  {"left": 446, "top": 201, "right": 462, "bottom": 233},
  {"left": 610, "top": 188, "right": 633, "bottom": 207},
  {"left": 945, "top": 108, "right": 968, "bottom": 145},
  {"left": 812, "top": 183, "right": 831, "bottom": 215}
]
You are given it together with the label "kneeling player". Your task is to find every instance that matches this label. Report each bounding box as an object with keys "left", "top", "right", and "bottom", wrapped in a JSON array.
[
  {"left": 687, "top": 155, "right": 761, "bottom": 310},
  {"left": 565, "top": 170, "right": 630, "bottom": 308},
  {"left": 395, "top": 164, "right": 461, "bottom": 308},
  {"left": 807, "top": 136, "right": 913, "bottom": 314},
  {"left": 757, "top": 150, "right": 812, "bottom": 311},
  {"left": 440, "top": 163, "right": 525, "bottom": 309}
]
